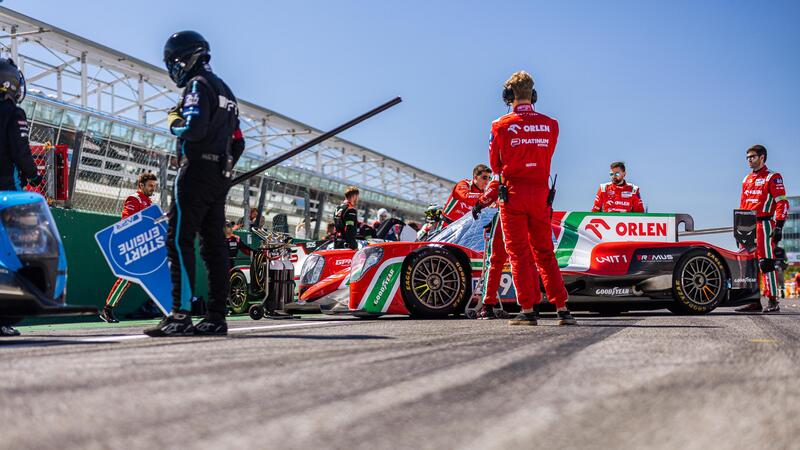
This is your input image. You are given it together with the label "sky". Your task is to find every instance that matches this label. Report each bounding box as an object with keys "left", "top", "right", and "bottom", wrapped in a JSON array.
[{"left": 9, "top": 0, "right": 800, "bottom": 244}]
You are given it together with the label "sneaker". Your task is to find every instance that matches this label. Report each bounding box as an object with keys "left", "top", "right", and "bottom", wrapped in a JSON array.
[
  {"left": 734, "top": 302, "right": 762, "bottom": 313},
  {"left": 193, "top": 316, "right": 228, "bottom": 336},
  {"left": 557, "top": 310, "right": 578, "bottom": 326},
  {"left": 0, "top": 325, "right": 20, "bottom": 336},
  {"left": 478, "top": 304, "right": 497, "bottom": 320},
  {"left": 99, "top": 306, "right": 119, "bottom": 323},
  {"left": 143, "top": 310, "right": 194, "bottom": 337},
  {"left": 508, "top": 312, "right": 538, "bottom": 326},
  {"left": 762, "top": 299, "right": 780, "bottom": 314}
]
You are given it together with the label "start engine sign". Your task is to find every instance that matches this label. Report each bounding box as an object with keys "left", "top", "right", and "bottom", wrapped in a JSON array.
[{"left": 95, "top": 204, "right": 172, "bottom": 314}]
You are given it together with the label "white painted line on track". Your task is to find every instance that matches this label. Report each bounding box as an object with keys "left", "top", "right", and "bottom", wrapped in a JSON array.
[{"left": 77, "top": 320, "right": 343, "bottom": 343}]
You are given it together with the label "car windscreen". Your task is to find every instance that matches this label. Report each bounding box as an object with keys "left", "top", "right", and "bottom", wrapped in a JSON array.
[{"left": 427, "top": 208, "right": 497, "bottom": 252}]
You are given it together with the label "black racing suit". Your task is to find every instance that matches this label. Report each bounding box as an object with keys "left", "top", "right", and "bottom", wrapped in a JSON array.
[
  {"left": 333, "top": 200, "right": 358, "bottom": 250},
  {"left": 0, "top": 101, "right": 38, "bottom": 190},
  {"left": 167, "top": 67, "right": 245, "bottom": 318}
]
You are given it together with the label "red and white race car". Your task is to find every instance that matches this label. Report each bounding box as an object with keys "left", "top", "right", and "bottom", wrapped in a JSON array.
[{"left": 302, "top": 209, "right": 759, "bottom": 318}]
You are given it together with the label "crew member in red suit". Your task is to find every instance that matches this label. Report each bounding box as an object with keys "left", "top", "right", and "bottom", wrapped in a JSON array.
[
  {"left": 735, "top": 144, "right": 789, "bottom": 313},
  {"left": 592, "top": 161, "right": 645, "bottom": 213},
  {"left": 441, "top": 164, "right": 491, "bottom": 225},
  {"left": 488, "top": 71, "right": 576, "bottom": 326},
  {"left": 99, "top": 172, "right": 158, "bottom": 323}
]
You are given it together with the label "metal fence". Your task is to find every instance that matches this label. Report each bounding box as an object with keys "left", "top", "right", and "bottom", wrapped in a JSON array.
[{"left": 22, "top": 96, "right": 426, "bottom": 239}]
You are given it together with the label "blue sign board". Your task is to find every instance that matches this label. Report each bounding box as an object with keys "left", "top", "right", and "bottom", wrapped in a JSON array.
[{"left": 95, "top": 205, "right": 172, "bottom": 315}]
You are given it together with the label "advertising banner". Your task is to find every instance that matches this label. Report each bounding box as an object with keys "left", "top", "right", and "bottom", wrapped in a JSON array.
[{"left": 95, "top": 205, "right": 172, "bottom": 314}]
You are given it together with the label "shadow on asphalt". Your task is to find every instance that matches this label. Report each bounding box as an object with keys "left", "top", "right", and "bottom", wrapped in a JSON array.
[
  {"left": 580, "top": 323, "right": 723, "bottom": 329},
  {"left": 0, "top": 339, "right": 111, "bottom": 348},
  {"left": 231, "top": 334, "right": 394, "bottom": 341}
]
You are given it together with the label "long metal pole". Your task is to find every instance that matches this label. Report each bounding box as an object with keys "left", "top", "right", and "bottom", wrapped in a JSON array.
[{"left": 231, "top": 96, "right": 402, "bottom": 185}]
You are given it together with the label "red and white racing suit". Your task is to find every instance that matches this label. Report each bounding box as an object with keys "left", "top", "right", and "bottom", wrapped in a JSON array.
[
  {"left": 740, "top": 166, "right": 788, "bottom": 300},
  {"left": 488, "top": 103, "right": 567, "bottom": 310},
  {"left": 592, "top": 181, "right": 644, "bottom": 213},
  {"left": 105, "top": 191, "right": 153, "bottom": 308},
  {"left": 442, "top": 179, "right": 483, "bottom": 225}
]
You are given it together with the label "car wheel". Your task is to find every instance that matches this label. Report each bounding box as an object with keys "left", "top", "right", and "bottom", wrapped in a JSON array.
[
  {"left": 670, "top": 249, "right": 728, "bottom": 315},
  {"left": 400, "top": 247, "right": 470, "bottom": 318},
  {"left": 228, "top": 271, "right": 249, "bottom": 315},
  {"left": 249, "top": 304, "right": 264, "bottom": 320}
]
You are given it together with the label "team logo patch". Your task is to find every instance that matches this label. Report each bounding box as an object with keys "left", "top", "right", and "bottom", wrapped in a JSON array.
[
  {"left": 507, "top": 124, "right": 521, "bottom": 134},
  {"left": 183, "top": 92, "right": 200, "bottom": 107},
  {"left": 755, "top": 179, "right": 766, "bottom": 186},
  {"left": 621, "top": 191, "right": 633, "bottom": 198},
  {"left": 775, "top": 177, "right": 783, "bottom": 184}
]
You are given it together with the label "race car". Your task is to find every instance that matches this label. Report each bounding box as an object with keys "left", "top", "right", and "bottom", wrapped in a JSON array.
[
  {"left": 316, "top": 208, "right": 759, "bottom": 318},
  {"left": 290, "top": 220, "right": 418, "bottom": 312},
  {"left": 0, "top": 192, "right": 95, "bottom": 328}
]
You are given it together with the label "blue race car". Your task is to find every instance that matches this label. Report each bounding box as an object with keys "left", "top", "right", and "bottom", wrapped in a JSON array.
[{"left": 0, "top": 191, "right": 95, "bottom": 333}]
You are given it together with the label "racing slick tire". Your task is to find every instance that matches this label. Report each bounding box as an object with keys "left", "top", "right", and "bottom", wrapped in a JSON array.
[
  {"left": 228, "top": 271, "right": 250, "bottom": 315},
  {"left": 400, "top": 247, "right": 470, "bottom": 318},
  {"left": 669, "top": 249, "right": 728, "bottom": 315}
]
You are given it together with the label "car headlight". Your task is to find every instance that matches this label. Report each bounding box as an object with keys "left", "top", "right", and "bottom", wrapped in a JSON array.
[
  {"left": 350, "top": 247, "right": 384, "bottom": 283},
  {"left": 1, "top": 201, "right": 59, "bottom": 257},
  {"left": 300, "top": 254, "right": 326, "bottom": 285}
]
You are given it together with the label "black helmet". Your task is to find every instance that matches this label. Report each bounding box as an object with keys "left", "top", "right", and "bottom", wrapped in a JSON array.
[
  {"left": 0, "top": 59, "right": 25, "bottom": 103},
  {"left": 163, "top": 31, "right": 210, "bottom": 88}
]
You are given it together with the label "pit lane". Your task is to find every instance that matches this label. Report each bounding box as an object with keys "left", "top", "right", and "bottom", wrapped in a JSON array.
[{"left": 3, "top": 303, "right": 800, "bottom": 449}]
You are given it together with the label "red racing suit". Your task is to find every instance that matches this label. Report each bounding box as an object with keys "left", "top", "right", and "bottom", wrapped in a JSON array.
[
  {"left": 106, "top": 191, "right": 153, "bottom": 308},
  {"left": 442, "top": 179, "right": 483, "bottom": 225},
  {"left": 740, "top": 166, "right": 788, "bottom": 299},
  {"left": 488, "top": 103, "right": 567, "bottom": 310},
  {"left": 592, "top": 181, "right": 644, "bottom": 213}
]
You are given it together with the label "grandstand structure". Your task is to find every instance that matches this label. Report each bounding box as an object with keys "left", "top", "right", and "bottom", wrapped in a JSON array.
[{"left": 0, "top": 6, "right": 453, "bottom": 237}]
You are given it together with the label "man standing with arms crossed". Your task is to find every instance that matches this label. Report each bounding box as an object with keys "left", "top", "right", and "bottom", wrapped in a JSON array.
[
  {"left": 735, "top": 144, "right": 788, "bottom": 313},
  {"left": 488, "top": 71, "right": 576, "bottom": 326},
  {"left": 100, "top": 173, "right": 158, "bottom": 323},
  {"left": 145, "top": 31, "right": 245, "bottom": 336}
]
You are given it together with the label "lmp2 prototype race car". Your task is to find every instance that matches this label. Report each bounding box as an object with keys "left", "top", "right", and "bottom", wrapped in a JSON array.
[
  {"left": 301, "top": 208, "right": 760, "bottom": 318},
  {"left": 0, "top": 192, "right": 95, "bottom": 328}
]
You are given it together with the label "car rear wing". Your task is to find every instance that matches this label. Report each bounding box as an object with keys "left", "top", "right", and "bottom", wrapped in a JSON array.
[{"left": 676, "top": 210, "right": 755, "bottom": 250}]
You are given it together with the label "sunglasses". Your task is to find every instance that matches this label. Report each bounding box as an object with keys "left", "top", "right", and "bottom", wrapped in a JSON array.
[
  {"left": 609, "top": 171, "right": 622, "bottom": 177},
  {"left": 746, "top": 155, "right": 759, "bottom": 161}
]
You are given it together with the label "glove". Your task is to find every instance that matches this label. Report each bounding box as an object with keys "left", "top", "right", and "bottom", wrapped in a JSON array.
[
  {"left": 27, "top": 173, "right": 43, "bottom": 187},
  {"left": 772, "top": 226, "right": 783, "bottom": 244},
  {"left": 167, "top": 106, "right": 183, "bottom": 130},
  {"left": 471, "top": 203, "right": 483, "bottom": 220}
]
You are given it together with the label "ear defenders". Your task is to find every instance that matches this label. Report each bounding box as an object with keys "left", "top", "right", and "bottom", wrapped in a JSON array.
[{"left": 502, "top": 85, "right": 537, "bottom": 106}]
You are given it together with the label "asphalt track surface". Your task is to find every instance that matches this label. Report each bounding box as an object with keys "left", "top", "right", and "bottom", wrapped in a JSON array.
[{"left": 4, "top": 301, "right": 800, "bottom": 450}]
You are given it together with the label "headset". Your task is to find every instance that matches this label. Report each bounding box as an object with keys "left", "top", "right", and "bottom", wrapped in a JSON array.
[{"left": 502, "top": 85, "right": 537, "bottom": 106}]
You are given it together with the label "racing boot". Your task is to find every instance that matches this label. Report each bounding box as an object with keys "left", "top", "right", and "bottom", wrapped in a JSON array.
[
  {"left": 0, "top": 325, "right": 20, "bottom": 336},
  {"left": 99, "top": 306, "right": 119, "bottom": 324},
  {"left": 144, "top": 310, "right": 194, "bottom": 337},
  {"left": 762, "top": 298, "right": 780, "bottom": 314},
  {"left": 557, "top": 309, "right": 578, "bottom": 326},
  {"left": 478, "top": 303, "right": 497, "bottom": 320},
  {"left": 193, "top": 314, "right": 228, "bottom": 336},
  {"left": 508, "top": 310, "right": 539, "bottom": 326},
  {"left": 735, "top": 302, "right": 762, "bottom": 313}
]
